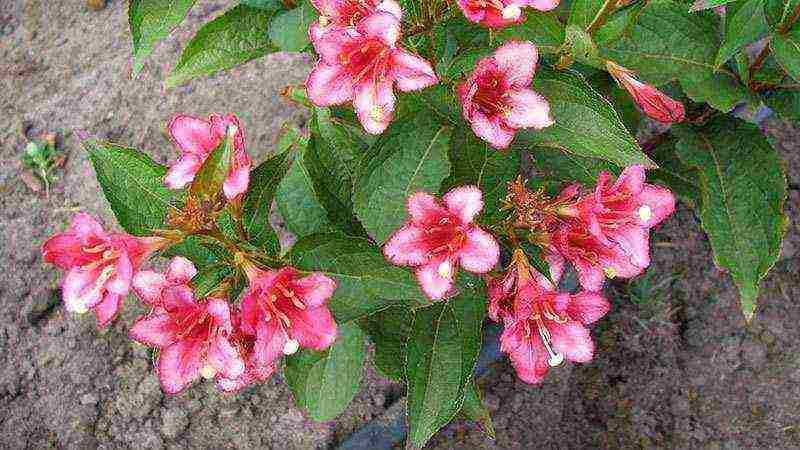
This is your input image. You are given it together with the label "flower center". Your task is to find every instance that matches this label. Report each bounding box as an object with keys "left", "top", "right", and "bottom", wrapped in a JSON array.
[
  {"left": 524, "top": 300, "right": 567, "bottom": 367},
  {"left": 257, "top": 281, "right": 307, "bottom": 354},
  {"left": 425, "top": 217, "right": 467, "bottom": 259},
  {"left": 471, "top": 72, "right": 510, "bottom": 117}
]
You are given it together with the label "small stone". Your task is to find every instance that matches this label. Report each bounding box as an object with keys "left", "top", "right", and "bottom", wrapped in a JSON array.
[
  {"left": 80, "top": 393, "right": 99, "bottom": 405},
  {"left": 86, "top": 0, "right": 106, "bottom": 11}
]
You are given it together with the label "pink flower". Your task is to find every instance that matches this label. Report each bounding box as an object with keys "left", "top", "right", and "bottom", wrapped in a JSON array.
[
  {"left": 306, "top": 12, "right": 438, "bottom": 134},
  {"left": 458, "top": 41, "right": 554, "bottom": 149},
  {"left": 165, "top": 113, "right": 252, "bottom": 200},
  {"left": 487, "top": 249, "right": 561, "bottom": 322},
  {"left": 457, "top": 0, "right": 558, "bottom": 28},
  {"left": 129, "top": 288, "right": 245, "bottom": 394},
  {"left": 239, "top": 266, "right": 338, "bottom": 371},
  {"left": 132, "top": 256, "right": 197, "bottom": 308},
  {"left": 41, "top": 213, "right": 165, "bottom": 329},
  {"left": 308, "top": 0, "right": 402, "bottom": 42},
  {"left": 215, "top": 309, "right": 277, "bottom": 393},
  {"left": 576, "top": 165, "right": 676, "bottom": 270},
  {"left": 499, "top": 259, "right": 610, "bottom": 384},
  {"left": 606, "top": 61, "right": 685, "bottom": 124},
  {"left": 383, "top": 186, "right": 500, "bottom": 300}
]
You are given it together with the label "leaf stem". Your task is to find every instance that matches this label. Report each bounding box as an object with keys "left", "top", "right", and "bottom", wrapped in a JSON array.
[
  {"left": 585, "top": 0, "right": 618, "bottom": 35},
  {"left": 748, "top": 38, "right": 772, "bottom": 86}
]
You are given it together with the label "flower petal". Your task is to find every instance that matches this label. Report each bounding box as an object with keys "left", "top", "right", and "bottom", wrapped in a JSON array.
[
  {"left": 494, "top": 40, "right": 538, "bottom": 88},
  {"left": 507, "top": 331, "right": 550, "bottom": 384},
  {"left": 306, "top": 63, "right": 356, "bottom": 106},
  {"left": 523, "top": 0, "right": 560, "bottom": 11},
  {"left": 106, "top": 252, "right": 133, "bottom": 295},
  {"left": 168, "top": 115, "right": 217, "bottom": 155},
  {"left": 287, "top": 305, "right": 338, "bottom": 351},
  {"left": 505, "top": 88, "right": 554, "bottom": 130},
  {"left": 158, "top": 340, "right": 203, "bottom": 394},
  {"left": 205, "top": 298, "right": 233, "bottom": 333},
  {"left": 567, "top": 292, "right": 611, "bottom": 325},
  {"left": 356, "top": 12, "right": 400, "bottom": 46},
  {"left": 94, "top": 292, "right": 122, "bottom": 329},
  {"left": 377, "top": 0, "right": 403, "bottom": 19},
  {"left": 354, "top": 79, "right": 396, "bottom": 134},
  {"left": 639, "top": 185, "right": 676, "bottom": 228},
  {"left": 470, "top": 110, "right": 516, "bottom": 149},
  {"left": 129, "top": 313, "right": 177, "bottom": 347},
  {"left": 443, "top": 185, "right": 484, "bottom": 224},
  {"left": 62, "top": 267, "right": 105, "bottom": 313},
  {"left": 609, "top": 224, "right": 651, "bottom": 269},
  {"left": 406, "top": 192, "right": 447, "bottom": 223},
  {"left": 459, "top": 226, "right": 499, "bottom": 273},
  {"left": 223, "top": 165, "right": 250, "bottom": 200},
  {"left": 208, "top": 335, "right": 245, "bottom": 379},
  {"left": 549, "top": 321, "right": 594, "bottom": 363},
  {"left": 161, "top": 285, "right": 197, "bottom": 311},
  {"left": 254, "top": 321, "right": 286, "bottom": 368},
  {"left": 383, "top": 224, "right": 429, "bottom": 266},
  {"left": 415, "top": 257, "right": 455, "bottom": 300},
  {"left": 612, "top": 165, "right": 645, "bottom": 196},
  {"left": 292, "top": 272, "right": 336, "bottom": 308},
  {"left": 164, "top": 154, "right": 203, "bottom": 190},
  {"left": 390, "top": 49, "right": 437, "bottom": 92},
  {"left": 132, "top": 270, "right": 167, "bottom": 305},
  {"left": 69, "top": 212, "right": 107, "bottom": 244},
  {"left": 165, "top": 256, "right": 197, "bottom": 285}
]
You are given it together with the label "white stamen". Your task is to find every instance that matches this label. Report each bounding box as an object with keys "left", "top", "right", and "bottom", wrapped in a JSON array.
[
  {"left": 536, "top": 322, "right": 565, "bottom": 367},
  {"left": 437, "top": 260, "right": 452, "bottom": 278},
  {"left": 73, "top": 303, "right": 89, "bottom": 315},
  {"left": 501, "top": 4, "right": 522, "bottom": 20},
  {"left": 200, "top": 365, "right": 217, "bottom": 379},
  {"left": 638, "top": 204, "right": 653, "bottom": 222},
  {"left": 283, "top": 338, "right": 300, "bottom": 356},
  {"left": 547, "top": 352, "right": 565, "bottom": 367},
  {"left": 319, "top": 15, "right": 330, "bottom": 27},
  {"left": 226, "top": 124, "right": 238, "bottom": 139}
]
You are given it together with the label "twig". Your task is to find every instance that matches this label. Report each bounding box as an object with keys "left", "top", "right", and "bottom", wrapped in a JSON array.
[{"left": 748, "top": 38, "right": 772, "bottom": 86}]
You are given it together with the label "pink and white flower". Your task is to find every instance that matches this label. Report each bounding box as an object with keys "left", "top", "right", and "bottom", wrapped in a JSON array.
[
  {"left": 129, "top": 288, "right": 245, "bottom": 395},
  {"left": 457, "top": 0, "right": 559, "bottom": 28},
  {"left": 239, "top": 266, "right": 338, "bottom": 371},
  {"left": 606, "top": 61, "right": 685, "bottom": 124},
  {"left": 132, "top": 256, "right": 197, "bottom": 308},
  {"left": 384, "top": 185, "right": 500, "bottom": 300},
  {"left": 42, "top": 213, "right": 165, "bottom": 329},
  {"left": 458, "top": 41, "right": 554, "bottom": 149},
  {"left": 308, "top": 0, "right": 402, "bottom": 42},
  {"left": 215, "top": 309, "right": 277, "bottom": 393},
  {"left": 165, "top": 113, "right": 252, "bottom": 200},
  {"left": 306, "top": 12, "right": 438, "bottom": 134}
]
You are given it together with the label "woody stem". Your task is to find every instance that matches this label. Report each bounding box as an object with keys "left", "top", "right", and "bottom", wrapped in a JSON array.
[{"left": 585, "top": 0, "right": 618, "bottom": 35}]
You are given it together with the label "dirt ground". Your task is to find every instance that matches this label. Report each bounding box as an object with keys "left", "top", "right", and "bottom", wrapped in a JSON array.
[{"left": 1, "top": 1, "right": 799, "bottom": 449}]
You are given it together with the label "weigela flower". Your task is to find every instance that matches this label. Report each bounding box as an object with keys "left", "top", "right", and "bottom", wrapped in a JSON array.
[
  {"left": 487, "top": 249, "right": 562, "bottom": 322},
  {"left": 498, "top": 251, "right": 610, "bottom": 384},
  {"left": 576, "top": 165, "right": 676, "bottom": 271},
  {"left": 458, "top": 41, "right": 554, "bottom": 149},
  {"left": 306, "top": 12, "right": 438, "bottom": 134},
  {"left": 132, "top": 256, "right": 197, "bottom": 308},
  {"left": 457, "top": 0, "right": 559, "bottom": 28},
  {"left": 215, "top": 310, "right": 277, "bottom": 393},
  {"left": 239, "top": 266, "right": 338, "bottom": 371},
  {"left": 165, "top": 113, "right": 252, "bottom": 200},
  {"left": 129, "top": 286, "right": 245, "bottom": 394},
  {"left": 384, "top": 186, "right": 500, "bottom": 300},
  {"left": 606, "top": 61, "right": 685, "bottom": 124},
  {"left": 308, "top": 0, "right": 402, "bottom": 42},
  {"left": 42, "top": 213, "right": 165, "bottom": 329}
]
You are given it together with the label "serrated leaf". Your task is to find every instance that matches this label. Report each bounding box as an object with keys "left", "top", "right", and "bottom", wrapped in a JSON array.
[
  {"left": 648, "top": 137, "right": 700, "bottom": 206},
  {"left": 516, "top": 67, "right": 654, "bottom": 168},
  {"left": 568, "top": 0, "right": 603, "bottom": 29},
  {"left": 129, "top": 0, "right": 196, "bottom": 76},
  {"left": 243, "top": 151, "right": 293, "bottom": 248},
  {"left": 268, "top": 0, "right": 318, "bottom": 52},
  {"left": 772, "top": 28, "right": 800, "bottom": 82},
  {"left": 495, "top": 12, "right": 566, "bottom": 54},
  {"left": 406, "top": 285, "right": 486, "bottom": 448},
  {"left": 284, "top": 321, "right": 366, "bottom": 421},
  {"left": 289, "top": 234, "right": 428, "bottom": 323},
  {"left": 353, "top": 114, "right": 451, "bottom": 243},
  {"left": 166, "top": 5, "right": 279, "bottom": 88},
  {"left": 603, "top": 0, "right": 748, "bottom": 111},
  {"left": 763, "top": 89, "right": 800, "bottom": 122},
  {"left": 189, "top": 129, "right": 234, "bottom": 202},
  {"left": 358, "top": 305, "right": 411, "bottom": 382},
  {"left": 84, "top": 139, "right": 179, "bottom": 236},
  {"left": 674, "top": 118, "right": 788, "bottom": 321},
  {"left": 461, "top": 382, "right": 495, "bottom": 439},
  {"left": 191, "top": 264, "right": 235, "bottom": 298},
  {"left": 715, "top": 0, "right": 768, "bottom": 68},
  {"left": 528, "top": 145, "right": 620, "bottom": 184}
]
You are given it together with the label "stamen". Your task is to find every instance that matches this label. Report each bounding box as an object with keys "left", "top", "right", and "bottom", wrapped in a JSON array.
[
  {"left": 536, "top": 321, "right": 564, "bottom": 367},
  {"left": 200, "top": 365, "right": 217, "bottom": 379},
  {"left": 638, "top": 204, "right": 653, "bottom": 222},
  {"left": 283, "top": 338, "right": 300, "bottom": 355},
  {"left": 437, "top": 260, "right": 452, "bottom": 278},
  {"left": 319, "top": 15, "right": 330, "bottom": 26},
  {"left": 603, "top": 267, "right": 617, "bottom": 278},
  {"left": 501, "top": 3, "right": 521, "bottom": 19},
  {"left": 82, "top": 244, "right": 106, "bottom": 253}
]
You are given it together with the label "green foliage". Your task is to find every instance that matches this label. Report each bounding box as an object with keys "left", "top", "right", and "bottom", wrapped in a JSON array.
[
  {"left": 528, "top": 146, "right": 620, "bottom": 185},
  {"left": 461, "top": 382, "right": 495, "bottom": 439},
  {"left": 189, "top": 129, "right": 235, "bottom": 202},
  {"left": 191, "top": 264, "right": 235, "bottom": 298},
  {"left": 358, "top": 305, "right": 411, "bottom": 381},
  {"left": 772, "top": 27, "right": 800, "bottom": 81},
  {"left": 242, "top": 151, "right": 293, "bottom": 248},
  {"left": 268, "top": 0, "right": 318, "bottom": 52},
  {"left": 715, "top": 0, "right": 769, "bottom": 69},
  {"left": 128, "top": 0, "right": 196, "bottom": 76}
]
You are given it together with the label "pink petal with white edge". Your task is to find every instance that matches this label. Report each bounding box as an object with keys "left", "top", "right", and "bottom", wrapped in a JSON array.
[
  {"left": 208, "top": 336, "right": 246, "bottom": 379},
  {"left": 523, "top": 0, "right": 560, "bottom": 11},
  {"left": 129, "top": 313, "right": 177, "bottom": 347},
  {"left": 306, "top": 63, "right": 356, "bottom": 106},
  {"left": 292, "top": 272, "right": 336, "bottom": 308},
  {"left": 133, "top": 270, "right": 167, "bottom": 305},
  {"left": 158, "top": 340, "right": 203, "bottom": 394},
  {"left": 493, "top": 40, "right": 538, "bottom": 88},
  {"left": 223, "top": 166, "right": 250, "bottom": 200},
  {"left": 406, "top": 192, "right": 447, "bottom": 223},
  {"left": 168, "top": 115, "right": 217, "bottom": 155},
  {"left": 567, "top": 292, "right": 611, "bottom": 325},
  {"left": 390, "top": 49, "right": 438, "bottom": 92},
  {"left": 613, "top": 165, "right": 645, "bottom": 196},
  {"left": 443, "top": 185, "right": 483, "bottom": 224},
  {"left": 508, "top": 333, "right": 550, "bottom": 384},
  {"left": 415, "top": 258, "right": 455, "bottom": 300},
  {"left": 470, "top": 110, "right": 516, "bottom": 149},
  {"left": 384, "top": 224, "right": 428, "bottom": 266},
  {"left": 357, "top": 12, "right": 400, "bottom": 46},
  {"left": 505, "top": 88, "right": 554, "bottom": 130},
  {"left": 62, "top": 267, "right": 104, "bottom": 313},
  {"left": 354, "top": 79, "right": 396, "bottom": 135},
  {"left": 459, "top": 227, "right": 500, "bottom": 273},
  {"left": 549, "top": 321, "right": 594, "bottom": 363},
  {"left": 377, "top": 0, "right": 403, "bottom": 19},
  {"left": 638, "top": 185, "right": 676, "bottom": 228},
  {"left": 166, "top": 257, "right": 197, "bottom": 285},
  {"left": 94, "top": 292, "right": 122, "bottom": 329},
  {"left": 205, "top": 298, "right": 233, "bottom": 332},
  {"left": 254, "top": 321, "right": 287, "bottom": 368},
  {"left": 106, "top": 253, "right": 133, "bottom": 295},
  {"left": 610, "top": 225, "right": 651, "bottom": 269},
  {"left": 70, "top": 212, "right": 107, "bottom": 243},
  {"left": 164, "top": 154, "right": 203, "bottom": 189},
  {"left": 287, "top": 306, "right": 338, "bottom": 351}
]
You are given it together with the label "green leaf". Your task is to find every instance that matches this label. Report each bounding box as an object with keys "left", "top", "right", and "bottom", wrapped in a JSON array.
[
  {"left": 772, "top": 28, "right": 800, "bottom": 82},
  {"left": 763, "top": 89, "right": 800, "bottom": 122},
  {"left": 647, "top": 137, "right": 700, "bottom": 206},
  {"left": 603, "top": 0, "right": 748, "bottom": 112},
  {"left": 191, "top": 264, "right": 235, "bottom": 299},
  {"left": 495, "top": 12, "right": 566, "bottom": 54},
  {"left": 239, "top": 0, "right": 282, "bottom": 8},
  {"left": 461, "top": 382, "right": 495, "bottom": 439},
  {"left": 765, "top": 0, "right": 800, "bottom": 29},
  {"left": 284, "top": 321, "right": 366, "bottom": 421},
  {"left": 165, "top": 236, "right": 224, "bottom": 269},
  {"left": 268, "top": 0, "right": 318, "bottom": 52},
  {"left": 517, "top": 67, "right": 654, "bottom": 168},
  {"left": 189, "top": 127, "right": 235, "bottom": 202},
  {"left": 242, "top": 151, "right": 293, "bottom": 248},
  {"left": 715, "top": 0, "right": 768, "bottom": 68},
  {"left": 527, "top": 145, "right": 620, "bottom": 185},
  {"left": 690, "top": 0, "right": 740, "bottom": 11},
  {"left": 353, "top": 114, "right": 452, "bottom": 244},
  {"left": 441, "top": 127, "right": 520, "bottom": 226},
  {"left": 84, "top": 138, "right": 179, "bottom": 236},
  {"left": 406, "top": 286, "right": 486, "bottom": 448},
  {"left": 289, "top": 234, "right": 429, "bottom": 323},
  {"left": 129, "top": 0, "right": 196, "bottom": 77},
  {"left": 568, "top": 0, "right": 603, "bottom": 29},
  {"left": 674, "top": 118, "right": 788, "bottom": 321},
  {"left": 358, "top": 305, "right": 411, "bottom": 382},
  {"left": 166, "top": 5, "right": 279, "bottom": 88}
]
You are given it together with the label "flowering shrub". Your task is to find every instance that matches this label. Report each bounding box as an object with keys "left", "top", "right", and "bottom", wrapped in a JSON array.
[{"left": 44, "top": 0, "right": 794, "bottom": 446}]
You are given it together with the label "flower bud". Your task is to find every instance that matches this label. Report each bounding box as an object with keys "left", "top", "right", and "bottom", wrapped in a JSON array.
[{"left": 606, "top": 61, "right": 685, "bottom": 124}]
